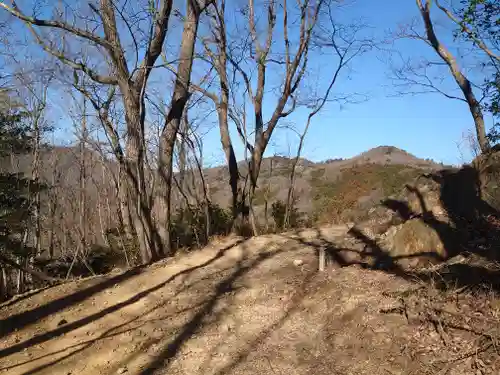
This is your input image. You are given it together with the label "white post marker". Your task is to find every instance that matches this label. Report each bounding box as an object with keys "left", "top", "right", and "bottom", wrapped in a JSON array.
[{"left": 318, "top": 247, "right": 325, "bottom": 272}]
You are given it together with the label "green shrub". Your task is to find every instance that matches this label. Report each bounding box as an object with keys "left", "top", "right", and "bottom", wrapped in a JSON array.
[
  {"left": 271, "top": 199, "right": 301, "bottom": 230},
  {"left": 170, "top": 201, "right": 232, "bottom": 251}
]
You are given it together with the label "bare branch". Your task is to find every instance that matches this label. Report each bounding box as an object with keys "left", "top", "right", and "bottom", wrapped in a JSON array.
[
  {"left": 0, "top": 2, "right": 111, "bottom": 48},
  {"left": 28, "top": 26, "right": 117, "bottom": 85},
  {"left": 134, "top": 0, "right": 173, "bottom": 86}
]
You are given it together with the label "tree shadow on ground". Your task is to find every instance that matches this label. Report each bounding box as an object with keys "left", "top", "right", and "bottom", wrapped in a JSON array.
[
  {"left": 0, "top": 238, "right": 246, "bottom": 364},
  {"left": 133, "top": 238, "right": 307, "bottom": 375},
  {"left": 0, "top": 266, "right": 146, "bottom": 339}
]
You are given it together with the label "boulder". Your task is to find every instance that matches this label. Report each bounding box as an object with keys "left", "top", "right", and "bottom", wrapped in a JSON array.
[{"left": 379, "top": 218, "right": 447, "bottom": 267}]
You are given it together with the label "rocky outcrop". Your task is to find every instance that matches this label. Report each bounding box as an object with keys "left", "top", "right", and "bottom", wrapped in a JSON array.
[
  {"left": 378, "top": 219, "right": 446, "bottom": 267},
  {"left": 346, "top": 154, "right": 500, "bottom": 269}
]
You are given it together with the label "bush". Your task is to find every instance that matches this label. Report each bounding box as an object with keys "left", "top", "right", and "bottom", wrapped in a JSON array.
[
  {"left": 36, "top": 244, "right": 128, "bottom": 279},
  {"left": 253, "top": 186, "right": 277, "bottom": 206},
  {"left": 100, "top": 202, "right": 233, "bottom": 264},
  {"left": 104, "top": 227, "right": 142, "bottom": 266},
  {"left": 171, "top": 201, "right": 232, "bottom": 251},
  {"left": 271, "top": 199, "right": 301, "bottom": 231}
]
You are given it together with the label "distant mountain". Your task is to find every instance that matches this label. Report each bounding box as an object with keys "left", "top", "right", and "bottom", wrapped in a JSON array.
[{"left": 205, "top": 146, "right": 447, "bottom": 222}]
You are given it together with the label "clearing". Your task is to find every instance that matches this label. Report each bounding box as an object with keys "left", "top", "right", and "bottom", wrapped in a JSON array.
[{"left": 1, "top": 226, "right": 499, "bottom": 375}]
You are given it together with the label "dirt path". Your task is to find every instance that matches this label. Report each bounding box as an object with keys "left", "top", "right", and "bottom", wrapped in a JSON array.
[{"left": 0, "top": 227, "right": 491, "bottom": 375}]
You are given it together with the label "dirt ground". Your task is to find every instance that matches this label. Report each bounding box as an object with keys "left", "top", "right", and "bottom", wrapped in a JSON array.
[{"left": 1, "top": 226, "right": 499, "bottom": 375}]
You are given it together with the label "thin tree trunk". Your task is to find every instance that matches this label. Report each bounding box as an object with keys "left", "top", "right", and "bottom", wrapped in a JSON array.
[
  {"left": 47, "top": 153, "right": 60, "bottom": 259},
  {"left": 79, "top": 96, "right": 88, "bottom": 256},
  {"left": 32, "top": 113, "right": 41, "bottom": 258},
  {"left": 118, "top": 166, "right": 134, "bottom": 239},
  {"left": 0, "top": 253, "right": 57, "bottom": 283},
  {"left": 0, "top": 266, "right": 5, "bottom": 300},
  {"left": 284, "top": 119, "right": 311, "bottom": 228},
  {"left": 264, "top": 158, "right": 273, "bottom": 232}
]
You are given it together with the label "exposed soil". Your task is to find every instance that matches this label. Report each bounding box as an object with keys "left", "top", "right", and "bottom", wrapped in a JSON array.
[{"left": 1, "top": 226, "right": 499, "bottom": 375}]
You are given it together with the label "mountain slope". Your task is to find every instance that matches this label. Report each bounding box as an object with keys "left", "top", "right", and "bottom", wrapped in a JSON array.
[{"left": 206, "top": 146, "right": 446, "bottom": 223}]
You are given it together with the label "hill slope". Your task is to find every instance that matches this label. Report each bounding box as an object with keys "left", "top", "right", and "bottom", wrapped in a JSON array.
[
  {"left": 1, "top": 228, "right": 498, "bottom": 375},
  {"left": 206, "top": 146, "right": 445, "bottom": 222}
]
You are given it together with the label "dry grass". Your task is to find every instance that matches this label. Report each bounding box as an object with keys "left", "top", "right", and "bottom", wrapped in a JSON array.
[{"left": 381, "top": 277, "right": 500, "bottom": 375}]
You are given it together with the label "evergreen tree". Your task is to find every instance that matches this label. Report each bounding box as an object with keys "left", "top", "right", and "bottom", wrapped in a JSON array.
[
  {"left": 0, "top": 103, "right": 31, "bottom": 252},
  {"left": 0, "top": 92, "right": 45, "bottom": 283}
]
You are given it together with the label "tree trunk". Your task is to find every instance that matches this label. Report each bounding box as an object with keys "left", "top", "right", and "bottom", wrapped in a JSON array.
[
  {"left": 285, "top": 118, "right": 312, "bottom": 229},
  {"left": 122, "top": 88, "right": 159, "bottom": 263},
  {"left": 79, "top": 96, "right": 88, "bottom": 256},
  {"left": 418, "top": 0, "right": 490, "bottom": 153},
  {"left": 157, "top": 0, "right": 202, "bottom": 255},
  {"left": 0, "top": 267, "right": 5, "bottom": 301},
  {"left": 217, "top": 106, "right": 242, "bottom": 224},
  {"left": 118, "top": 166, "right": 134, "bottom": 239}
]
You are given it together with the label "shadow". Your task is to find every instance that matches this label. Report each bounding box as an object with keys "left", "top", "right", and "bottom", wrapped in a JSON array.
[
  {"left": 389, "top": 166, "right": 500, "bottom": 260},
  {"left": 382, "top": 199, "right": 413, "bottom": 221},
  {"left": 291, "top": 227, "right": 407, "bottom": 275},
  {"left": 130, "top": 236, "right": 317, "bottom": 375},
  {"left": 212, "top": 270, "right": 317, "bottom": 375},
  {"left": 0, "top": 239, "right": 245, "bottom": 363},
  {"left": 0, "top": 285, "right": 54, "bottom": 310},
  {"left": 0, "top": 266, "right": 145, "bottom": 339},
  {"left": 293, "top": 164, "right": 500, "bottom": 293},
  {"left": 0, "top": 300, "right": 205, "bottom": 373},
  {"left": 136, "top": 239, "right": 281, "bottom": 374},
  {"left": 3, "top": 295, "right": 216, "bottom": 375}
]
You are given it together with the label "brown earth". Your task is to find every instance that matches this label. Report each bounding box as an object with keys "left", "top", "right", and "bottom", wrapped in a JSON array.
[{"left": 1, "top": 226, "right": 499, "bottom": 375}]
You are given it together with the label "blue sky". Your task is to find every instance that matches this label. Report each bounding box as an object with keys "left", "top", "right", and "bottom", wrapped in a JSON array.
[
  {"left": 187, "top": 0, "right": 495, "bottom": 167},
  {"left": 3, "top": 0, "right": 495, "bottom": 167},
  {"left": 294, "top": 0, "right": 493, "bottom": 166}
]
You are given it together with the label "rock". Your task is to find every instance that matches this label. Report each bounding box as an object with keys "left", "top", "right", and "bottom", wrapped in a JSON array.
[
  {"left": 110, "top": 267, "right": 123, "bottom": 274},
  {"left": 293, "top": 259, "right": 303, "bottom": 266},
  {"left": 117, "top": 367, "right": 128, "bottom": 374},
  {"left": 379, "top": 218, "right": 447, "bottom": 267}
]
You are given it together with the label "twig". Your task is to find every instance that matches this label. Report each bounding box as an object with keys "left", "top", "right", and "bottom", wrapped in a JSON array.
[
  {"left": 432, "top": 343, "right": 493, "bottom": 365},
  {"left": 266, "top": 356, "right": 279, "bottom": 374}
]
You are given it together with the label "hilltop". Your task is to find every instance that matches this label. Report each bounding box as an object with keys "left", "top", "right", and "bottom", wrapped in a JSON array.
[
  {"left": 1, "top": 149, "right": 499, "bottom": 375},
  {"left": 203, "top": 145, "right": 446, "bottom": 223}
]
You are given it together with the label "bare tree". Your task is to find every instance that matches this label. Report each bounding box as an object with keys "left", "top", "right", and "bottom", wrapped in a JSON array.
[
  {"left": 193, "top": 0, "right": 325, "bottom": 234},
  {"left": 284, "top": 14, "right": 373, "bottom": 228},
  {"left": 434, "top": 0, "right": 499, "bottom": 63},
  {"left": 0, "top": 0, "right": 173, "bottom": 263},
  {"left": 155, "top": 0, "right": 213, "bottom": 255},
  {"left": 417, "top": 0, "right": 491, "bottom": 153},
  {"left": 0, "top": 0, "right": 216, "bottom": 263},
  {"left": 389, "top": 0, "right": 491, "bottom": 153}
]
